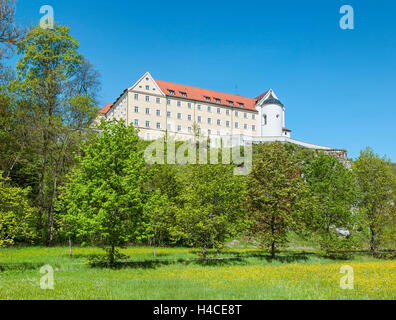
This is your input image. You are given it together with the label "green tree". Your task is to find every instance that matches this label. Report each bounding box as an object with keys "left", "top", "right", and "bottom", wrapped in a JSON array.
[
  {"left": 59, "top": 120, "right": 150, "bottom": 265},
  {"left": 11, "top": 23, "right": 99, "bottom": 243},
  {"left": 0, "top": 172, "right": 34, "bottom": 247},
  {"left": 303, "top": 152, "right": 359, "bottom": 253},
  {"left": 141, "top": 190, "right": 172, "bottom": 256},
  {"left": 246, "top": 142, "right": 308, "bottom": 258},
  {"left": 353, "top": 148, "right": 395, "bottom": 254},
  {"left": 173, "top": 163, "right": 244, "bottom": 261}
]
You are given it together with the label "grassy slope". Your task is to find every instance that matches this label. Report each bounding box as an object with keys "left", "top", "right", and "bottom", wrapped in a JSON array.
[{"left": 0, "top": 247, "right": 395, "bottom": 300}]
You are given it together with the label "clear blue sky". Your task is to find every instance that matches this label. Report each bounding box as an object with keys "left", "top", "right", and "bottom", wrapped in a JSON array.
[{"left": 13, "top": 0, "right": 396, "bottom": 161}]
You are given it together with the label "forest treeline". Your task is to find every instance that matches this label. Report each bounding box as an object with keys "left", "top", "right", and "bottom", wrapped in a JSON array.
[{"left": 0, "top": 3, "right": 395, "bottom": 265}]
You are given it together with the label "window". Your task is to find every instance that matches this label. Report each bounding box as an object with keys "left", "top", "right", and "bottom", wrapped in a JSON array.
[
  {"left": 226, "top": 110, "right": 230, "bottom": 116},
  {"left": 208, "top": 129, "right": 211, "bottom": 135},
  {"left": 156, "top": 122, "right": 161, "bottom": 129},
  {"left": 197, "top": 105, "right": 202, "bottom": 111},
  {"left": 134, "top": 119, "right": 139, "bottom": 126},
  {"left": 208, "top": 118, "right": 212, "bottom": 124},
  {"left": 228, "top": 101, "right": 234, "bottom": 106},
  {"left": 252, "top": 125, "right": 256, "bottom": 131},
  {"left": 156, "top": 98, "right": 161, "bottom": 104},
  {"left": 215, "top": 98, "right": 221, "bottom": 104},
  {"left": 177, "top": 113, "right": 182, "bottom": 120},
  {"left": 168, "top": 90, "right": 175, "bottom": 95},
  {"left": 145, "top": 108, "right": 150, "bottom": 115},
  {"left": 134, "top": 106, "right": 139, "bottom": 113},
  {"left": 177, "top": 125, "right": 182, "bottom": 132},
  {"left": 252, "top": 114, "right": 256, "bottom": 120},
  {"left": 188, "top": 127, "right": 192, "bottom": 133},
  {"left": 167, "top": 99, "right": 171, "bottom": 105},
  {"left": 145, "top": 77, "right": 149, "bottom": 81},
  {"left": 146, "top": 133, "right": 150, "bottom": 140},
  {"left": 167, "top": 124, "right": 172, "bottom": 131},
  {"left": 239, "top": 103, "right": 244, "bottom": 108},
  {"left": 156, "top": 110, "right": 161, "bottom": 116},
  {"left": 187, "top": 103, "right": 192, "bottom": 109},
  {"left": 146, "top": 85, "right": 150, "bottom": 90},
  {"left": 264, "top": 114, "right": 267, "bottom": 125},
  {"left": 188, "top": 114, "right": 192, "bottom": 121},
  {"left": 145, "top": 96, "right": 150, "bottom": 102},
  {"left": 177, "top": 101, "right": 181, "bottom": 107},
  {"left": 244, "top": 124, "right": 248, "bottom": 130},
  {"left": 235, "top": 111, "right": 239, "bottom": 117},
  {"left": 134, "top": 94, "right": 139, "bottom": 100},
  {"left": 217, "top": 119, "right": 221, "bottom": 126},
  {"left": 181, "top": 92, "right": 187, "bottom": 97},
  {"left": 198, "top": 116, "right": 202, "bottom": 123},
  {"left": 226, "top": 121, "right": 230, "bottom": 127},
  {"left": 167, "top": 111, "right": 171, "bottom": 118},
  {"left": 145, "top": 121, "right": 150, "bottom": 128},
  {"left": 244, "top": 113, "right": 248, "bottom": 119},
  {"left": 235, "top": 122, "right": 239, "bottom": 129},
  {"left": 207, "top": 106, "right": 211, "bottom": 112},
  {"left": 217, "top": 108, "right": 221, "bottom": 114}
]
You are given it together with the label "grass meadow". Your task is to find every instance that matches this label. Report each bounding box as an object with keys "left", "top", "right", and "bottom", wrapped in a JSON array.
[{"left": 0, "top": 246, "right": 395, "bottom": 300}]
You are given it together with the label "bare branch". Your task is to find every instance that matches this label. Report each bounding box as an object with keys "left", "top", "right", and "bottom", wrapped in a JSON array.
[{"left": 0, "top": 0, "right": 25, "bottom": 60}]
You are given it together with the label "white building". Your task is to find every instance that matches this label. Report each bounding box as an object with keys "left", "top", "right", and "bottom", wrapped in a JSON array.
[{"left": 98, "top": 72, "right": 346, "bottom": 158}]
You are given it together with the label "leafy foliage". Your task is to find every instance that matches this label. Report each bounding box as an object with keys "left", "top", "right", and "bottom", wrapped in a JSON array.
[
  {"left": 0, "top": 172, "right": 34, "bottom": 247},
  {"left": 173, "top": 163, "right": 245, "bottom": 260},
  {"left": 59, "top": 120, "right": 150, "bottom": 265},
  {"left": 246, "top": 142, "right": 309, "bottom": 258},
  {"left": 302, "top": 152, "right": 359, "bottom": 253},
  {"left": 353, "top": 148, "right": 395, "bottom": 254}
]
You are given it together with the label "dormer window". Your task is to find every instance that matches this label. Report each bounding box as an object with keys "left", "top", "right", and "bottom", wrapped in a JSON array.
[
  {"left": 228, "top": 101, "right": 234, "bottom": 106},
  {"left": 215, "top": 98, "right": 221, "bottom": 104},
  {"left": 168, "top": 90, "right": 175, "bottom": 95},
  {"left": 238, "top": 103, "right": 244, "bottom": 108},
  {"left": 180, "top": 92, "right": 187, "bottom": 97},
  {"left": 205, "top": 97, "right": 211, "bottom": 102}
]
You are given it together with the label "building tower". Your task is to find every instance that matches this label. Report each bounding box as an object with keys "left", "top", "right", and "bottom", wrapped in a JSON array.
[{"left": 256, "top": 89, "right": 286, "bottom": 137}]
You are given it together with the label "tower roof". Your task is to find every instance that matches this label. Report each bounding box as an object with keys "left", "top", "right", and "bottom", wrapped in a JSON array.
[{"left": 262, "top": 91, "right": 284, "bottom": 107}]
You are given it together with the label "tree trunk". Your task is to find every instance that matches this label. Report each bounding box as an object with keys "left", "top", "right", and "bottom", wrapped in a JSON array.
[
  {"left": 37, "top": 131, "right": 48, "bottom": 236},
  {"left": 202, "top": 246, "right": 207, "bottom": 262},
  {"left": 369, "top": 227, "right": 376, "bottom": 256},
  {"left": 271, "top": 242, "right": 276, "bottom": 259},
  {"left": 47, "top": 174, "right": 58, "bottom": 245},
  {"left": 110, "top": 243, "right": 115, "bottom": 266},
  {"left": 69, "top": 238, "right": 73, "bottom": 258}
]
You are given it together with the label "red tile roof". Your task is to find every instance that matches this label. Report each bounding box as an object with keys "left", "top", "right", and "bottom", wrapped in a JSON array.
[
  {"left": 98, "top": 103, "right": 113, "bottom": 115},
  {"left": 155, "top": 79, "right": 267, "bottom": 112}
]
